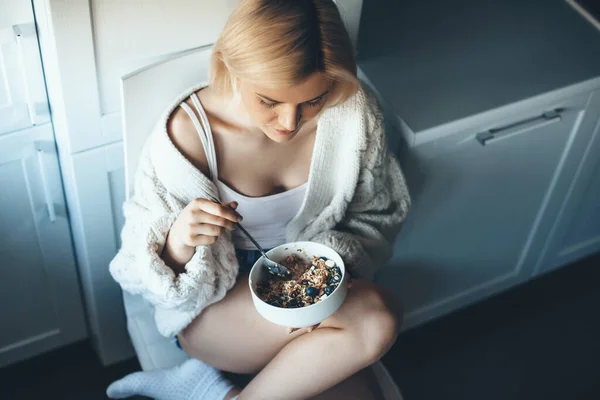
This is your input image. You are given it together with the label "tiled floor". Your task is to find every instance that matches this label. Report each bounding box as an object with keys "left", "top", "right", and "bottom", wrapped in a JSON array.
[{"left": 2, "top": 253, "right": 599, "bottom": 400}]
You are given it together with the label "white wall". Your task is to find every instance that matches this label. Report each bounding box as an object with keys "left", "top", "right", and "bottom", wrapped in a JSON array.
[
  {"left": 91, "top": 0, "right": 238, "bottom": 115},
  {"left": 0, "top": 0, "right": 33, "bottom": 27}
]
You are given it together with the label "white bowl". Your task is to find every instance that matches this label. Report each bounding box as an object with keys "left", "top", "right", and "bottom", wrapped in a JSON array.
[{"left": 248, "top": 241, "right": 348, "bottom": 328}]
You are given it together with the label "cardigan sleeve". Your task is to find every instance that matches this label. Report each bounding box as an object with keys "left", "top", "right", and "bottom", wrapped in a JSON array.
[
  {"left": 309, "top": 98, "right": 411, "bottom": 280},
  {"left": 108, "top": 142, "right": 238, "bottom": 319}
]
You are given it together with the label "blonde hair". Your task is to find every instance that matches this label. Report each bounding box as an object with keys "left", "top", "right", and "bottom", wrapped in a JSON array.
[{"left": 210, "top": 0, "right": 359, "bottom": 106}]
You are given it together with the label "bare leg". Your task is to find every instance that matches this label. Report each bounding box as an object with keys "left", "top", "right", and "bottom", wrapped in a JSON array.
[{"left": 179, "top": 274, "right": 402, "bottom": 399}]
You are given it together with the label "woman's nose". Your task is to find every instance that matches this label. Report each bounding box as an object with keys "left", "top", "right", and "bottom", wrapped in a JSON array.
[{"left": 278, "top": 104, "right": 301, "bottom": 131}]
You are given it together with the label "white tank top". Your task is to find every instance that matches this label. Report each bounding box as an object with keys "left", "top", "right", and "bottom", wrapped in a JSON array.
[{"left": 179, "top": 93, "right": 307, "bottom": 250}]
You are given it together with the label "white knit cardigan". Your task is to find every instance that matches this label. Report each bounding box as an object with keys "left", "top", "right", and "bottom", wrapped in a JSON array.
[{"left": 109, "top": 83, "right": 410, "bottom": 337}]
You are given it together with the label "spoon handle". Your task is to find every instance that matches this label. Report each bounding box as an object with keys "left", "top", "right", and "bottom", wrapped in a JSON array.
[
  {"left": 206, "top": 195, "right": 273, "bottom": 263},
  {"left": 234, "top": 222, "right": 269, "bottom": 259}
]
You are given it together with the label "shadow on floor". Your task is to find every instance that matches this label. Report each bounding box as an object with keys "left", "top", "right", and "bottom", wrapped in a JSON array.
[{"left": 383, "top": 252, "right": 600, "bottom": 400}]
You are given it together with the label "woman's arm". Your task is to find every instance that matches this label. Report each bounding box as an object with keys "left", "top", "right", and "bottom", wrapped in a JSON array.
[
  {"left": 109, "top": 143, "right": 237, "bottom": 312},
  {"left": 310, "top": 102, "right": 410, "bottom": 280}
]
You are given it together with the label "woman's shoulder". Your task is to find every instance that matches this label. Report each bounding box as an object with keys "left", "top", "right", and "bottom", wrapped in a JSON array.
[
  {"left": 141, "top": 84, "right": 211, "bottom": 172},
  {"left": 165, "top": 102, "right": 210, "bottom": 177},
  {"left": 330, "top": 83, "right": 384, "bottom": 146},
  {"left": 137, "top": 106, "right": 215, "bottom": 200},
  {"left": 334, "top": 83, "right": 383, "bottom": 128}
]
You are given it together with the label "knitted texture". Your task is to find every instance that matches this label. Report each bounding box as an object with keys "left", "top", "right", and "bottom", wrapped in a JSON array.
[
  {"left": 109, "top": 83, "right": 411, "bottom": 337},
  {"left": 106, "top": 358, "right": 233, "bottom": 399}
]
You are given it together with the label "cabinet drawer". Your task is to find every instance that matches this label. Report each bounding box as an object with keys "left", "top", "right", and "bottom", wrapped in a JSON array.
[{"left": 414, "top": 92, "right": 590, "bottom": 159}]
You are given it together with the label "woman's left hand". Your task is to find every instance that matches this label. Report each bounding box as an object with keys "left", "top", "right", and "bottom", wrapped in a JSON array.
[{"left": 286, "top": 275, "right": 353, "bottom": 335}]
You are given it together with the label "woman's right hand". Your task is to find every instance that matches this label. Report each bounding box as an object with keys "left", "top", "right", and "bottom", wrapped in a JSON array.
[{"left": 163, "top": 199, "right": 242, "bottom": 270}]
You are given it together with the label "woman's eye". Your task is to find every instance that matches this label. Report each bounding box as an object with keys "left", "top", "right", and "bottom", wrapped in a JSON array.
[
  {"left": 306, "top": 97, "right": 325, "bottom": 108},
  {"left": 259, "top": 99, "right": 276, "bottom": 109}
]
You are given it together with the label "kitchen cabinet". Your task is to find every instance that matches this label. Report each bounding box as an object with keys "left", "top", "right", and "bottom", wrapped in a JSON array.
[
  {"left": 0, "top": 20, "right": 50, "bottom": 136},
  {"left": 0, "top": 0, "right": 86, "bottom": 367},
  {"left": 357, "top": 0, "right": 600, "bottom": 329},
  {"left": 552, "top": 158, "right": 600, "bottom": 265},
  {"left": 0, "top": 125, "right": 87, "bottom": 367},
  {"left": 534, "top": 89, "right": 600, "bottom": 275},
  {"left": 65, "top": 141, "right": 134, "bottom": 365},
  {"left": 375, "top": 90, "right": 595, "bottom": 328}
]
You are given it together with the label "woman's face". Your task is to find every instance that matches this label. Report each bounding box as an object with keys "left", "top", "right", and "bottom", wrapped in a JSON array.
[{"left": 238, "top": 72, "right": 332, "bottom": 143}]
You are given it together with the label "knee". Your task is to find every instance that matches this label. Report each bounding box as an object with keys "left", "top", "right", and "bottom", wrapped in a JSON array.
[{"left": 361, "top": 286, "right": 403, "bottom": 364}]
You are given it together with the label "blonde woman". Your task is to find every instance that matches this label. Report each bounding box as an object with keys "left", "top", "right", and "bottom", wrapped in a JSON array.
[{"left": 107, "top": 0, "right": 410, "bottom": 399}]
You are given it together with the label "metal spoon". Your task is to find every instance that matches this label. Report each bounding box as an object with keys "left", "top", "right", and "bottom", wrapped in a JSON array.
[
  {"left": 207, "top": 195, "right": 291, "bottom": 278},
  {"left": 233, "top": 222, "right": 291, "bottom": 278}
]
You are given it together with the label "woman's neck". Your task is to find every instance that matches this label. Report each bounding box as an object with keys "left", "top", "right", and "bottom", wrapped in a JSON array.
[
  {"left": 198, "top": 86, "right": 264, "bottom": 139},
  {"left": 198, "top": 85, "right": 321, "bottom": 145}
]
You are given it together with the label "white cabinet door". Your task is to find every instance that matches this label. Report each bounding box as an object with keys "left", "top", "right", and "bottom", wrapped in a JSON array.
[
  {"left": 67, "top": 141, "right": 134, "bottom": 365},
  {"left": 379, "top": 91, "right": 591, "bottom": 329},
  {"left": 0, "top": 125, "right": 86, "bottom": 367},
  {"left": 0, "top": 1, "right": 50, "bottom": 135}
]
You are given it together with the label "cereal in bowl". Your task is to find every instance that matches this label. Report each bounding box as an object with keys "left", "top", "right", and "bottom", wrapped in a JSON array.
[{"left": 256, "top": 253, "right": 342, "bottom": 308}]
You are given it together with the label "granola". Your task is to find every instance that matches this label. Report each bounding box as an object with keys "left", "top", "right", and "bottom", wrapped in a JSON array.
[{"left": 256, "top": 253, "right": 342, "bottom": 308}]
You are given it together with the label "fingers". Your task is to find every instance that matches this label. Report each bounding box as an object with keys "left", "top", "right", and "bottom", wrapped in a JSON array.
[
  {"left": 193, "top": 198, "right": 242, "bottom": 223},
  {"left": 189, "top": 199, "right": 240, "bottom": 231},
  {"left": 174, "top": 200, "right": 242, "bottom": 248},
  {"left": 307, "top": 323, "right": 321, "bottom": 333},
  {"left": 185, "top": 221, "right": 241, "bottom": 246},
  {"left": 193, "top": 211, "right": 237, "bottom": 231},
  {"left": 191, "top": 223, "right": 226, "bottom": 237},
  {"left": 181, "top": 229, "right": 219, "bottom": 246}
]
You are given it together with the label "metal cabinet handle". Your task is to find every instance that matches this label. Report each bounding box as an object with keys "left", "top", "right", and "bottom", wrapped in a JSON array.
[
  {"left": 476, "top": 109, "right": 563, "bottom": 146},
  {"left": 36, "top": 149, "right": 56, "bottom": 223}
]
